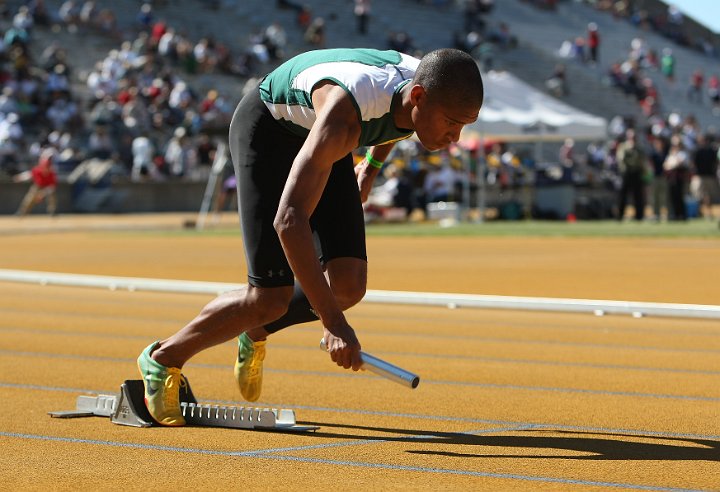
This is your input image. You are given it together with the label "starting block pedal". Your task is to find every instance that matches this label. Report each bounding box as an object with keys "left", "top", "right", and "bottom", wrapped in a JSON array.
[{"left": 49, "top": 379, "right": 318, "bottom": 432}]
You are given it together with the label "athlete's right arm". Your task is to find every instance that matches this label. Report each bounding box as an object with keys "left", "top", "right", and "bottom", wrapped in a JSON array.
[{"left": 273, "top": 81, "right": 363, "bottom": 371}]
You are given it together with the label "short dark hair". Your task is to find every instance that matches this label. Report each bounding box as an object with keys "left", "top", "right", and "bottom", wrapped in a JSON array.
[{"left": 413, "top": 48, "right": 484, "bottom": 108}]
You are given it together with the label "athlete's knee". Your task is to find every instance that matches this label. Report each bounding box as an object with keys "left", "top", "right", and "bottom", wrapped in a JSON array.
[
  {"left": 246, "top": 285, "right": 294, "bottom": 320},
  {"left": 332, "top": 279, "right": 366, "bottom": 310},
  {"left": 326, "top": 259, "right": 367, "bottom": 310}
]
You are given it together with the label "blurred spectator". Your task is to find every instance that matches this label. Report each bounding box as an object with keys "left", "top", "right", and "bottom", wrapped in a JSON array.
[
  {"left": 46, "top": 93, "right": 79, "bottom": 131},
  {"left": 79, "top": 1, "right": 99, "bottom": 31},
  {"left": 86, "top": 123, "right": 114, "bottom": 159},
  {"left": 193, "top": 37, "right": 214, "bottom": 73},
  {"left": 46, "top": 64, "right": 70, "bottom": 93},
  {"left": 487, "top": 21, "right": 516, "bottom": 50},
  {"left": 615, "top": 129, "right": 647, "bottom": 221},
  {"left": 13, "top": 6, "right": 34, "bottom": 34},
  {"left": 195, "top": 133, "right": 216, "bottom": 168},
  {"left": 663, "top": 135, "right": 689, "bottom": 221},
  {"left": 297, "top": 5, "right": 312, "bottom": 29},
  {"left": 265, "top": 22, "right": 287, "bottom": 60},
  {"left": 367, "top": 164, "right": 406, "bottom": 209},
  {"left": 424, "top": 162, "right": 457, "bottom": 202},
  {"left": 150, "top": 18, "right": 167, "bottom": 45},
  {"left": 158, "top": 27, "right": 178, "bottom": 63},
  {"left": 136, "top": 3, "right": 154, "bottom": 32},
  {"left": 58, "top": 1, "right": 80, "bottom": 31},
  {"left": 354, "top": 0, "right": 370, "bottom": 35},
  {"left": 248, "top": 30, "right": 270, "bottom": 64},
  {"left": 40, "top": 41, "right": 66, "bottom": 72},
  {"left": 0, "top": 89, "right": 20, "bottom": 121},
  {"left": 14, "top": 148, "right": 58, "bottom": 216},
  {"left": 628, "top": 37, "right": 647, "bottom": 66},
  {"left": 708, "top": 74, "right": 720, "bottom": 114},
  {"left": 687, "top": 69, "right": 704, "bottom": 104},
  {"left": 587, "top": 22, "right": 600, "bottom": 65},
  {"left": 545, "top": 63, "right": 568, "bottom": 97},
  {"left": 559, "top": 138, "right": 576, "bottom": 169},
  {"left": 117, "top": 40, "right": 139, "bottom": 67},
  {"left": 89, "top": 95, "right": 120, "bottom": 126},
  {"left": 168, "top": 80, "right": 193, "bottom": 111},
  {"left": 558, "top": 37, "right": 584, "bottom": 63},
  {"left": 304, "top": 17, "right": 325, "bottom": 47},
  {"left": 28, "top": 0, "right": 50, "bottom": 28},
  {"left": 131, "top": 135, "right": 157, "bottom": 181},
  {"left": 387, "top": 31, "right": 414, "bottom": 54},
  {"left": 121, "top": 87, "right": 150, "bottom": 132},
  {"left": 164, "top": 126, "right": 197, "bottom": 178},
  {"left": 692, "top": 134, "right": 719, "bottom": 220},
  {"left": 0, "top": 113, "right": 22, "bottom": 175},
  {"left": 649, "top": 136, "right": 669, "bottom": 220},
  {"left": 212, "top": 170, "right": 237, "bottom": 222},
  {"left": 660, "top": 47, "right": 675, "bottom": 85},
  {"left": 96, "top": 7, "right": 117, "bottom": 37}
]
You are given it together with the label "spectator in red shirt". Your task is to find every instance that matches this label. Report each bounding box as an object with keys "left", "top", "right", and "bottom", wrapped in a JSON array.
[
  {"left": 14, "top": 148, "right": 58, "bottom": 216},
  {"left": 587, "top": 22, "right": 600, "bottom": 64},
  {"left": 687, "top": 69, "right": 704, "bottom": 103}
]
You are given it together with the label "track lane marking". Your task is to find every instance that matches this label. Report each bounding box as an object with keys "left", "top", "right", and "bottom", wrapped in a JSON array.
[
  {"left": 1, "top": 382, "right": 719, "bottom": 441},
  {"left": 0, "top": 431, "right": 704, "bottom": 491}
]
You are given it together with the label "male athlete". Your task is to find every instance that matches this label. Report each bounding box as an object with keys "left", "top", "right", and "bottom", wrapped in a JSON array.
[{"left": 137, "top": 48, "right": 484, "bottom": 425}]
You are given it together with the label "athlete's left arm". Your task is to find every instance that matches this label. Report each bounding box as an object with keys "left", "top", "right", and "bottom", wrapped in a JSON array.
[{"left": 355, "top": 142, "right": 395, "bottom": 203}]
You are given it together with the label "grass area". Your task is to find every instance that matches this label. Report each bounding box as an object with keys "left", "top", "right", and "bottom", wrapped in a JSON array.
[
  {"left": 363, "top": 219, "right": 720, "bottom": 238},
  {"left": 151, "top": 218, "right": 720, "bottom": 239}
]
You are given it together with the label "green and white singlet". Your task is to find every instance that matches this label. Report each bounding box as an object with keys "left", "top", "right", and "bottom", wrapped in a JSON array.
[{"left": 259, "top": 48, "right": 419, "bottom": 147}]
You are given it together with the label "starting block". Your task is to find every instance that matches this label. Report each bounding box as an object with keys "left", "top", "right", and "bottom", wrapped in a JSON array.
[{"left": 49, "top": 379, "right": 318, "bottom": 432}]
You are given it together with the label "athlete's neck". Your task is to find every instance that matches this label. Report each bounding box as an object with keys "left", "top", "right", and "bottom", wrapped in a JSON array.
[{"left": 392, "top": 83, "right": 415, "bottom": 131}]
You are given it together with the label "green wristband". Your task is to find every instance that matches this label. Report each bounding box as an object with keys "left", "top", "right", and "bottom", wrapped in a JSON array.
[{"left": 365, "top": 151, "right": 384, "bottom": 169}]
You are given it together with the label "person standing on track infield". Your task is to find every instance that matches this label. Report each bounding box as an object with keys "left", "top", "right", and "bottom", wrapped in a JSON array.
[{"left": 137, "top": 47, "right": 484, "bottom": 426}]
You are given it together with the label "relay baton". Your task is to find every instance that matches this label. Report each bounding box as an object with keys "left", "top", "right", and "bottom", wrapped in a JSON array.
[{"left": 319, "top": 338, "right": 420, "bottom": 389}]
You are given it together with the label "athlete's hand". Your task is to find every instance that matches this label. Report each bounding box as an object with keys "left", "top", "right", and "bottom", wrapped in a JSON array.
[{"left": 323, "top": 323, "right": 362, "bottom": 371}]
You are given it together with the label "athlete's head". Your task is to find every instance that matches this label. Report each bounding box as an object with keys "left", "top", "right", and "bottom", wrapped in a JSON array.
[{"left": 409, "top": 49, "right": 484, "bottom": 151}]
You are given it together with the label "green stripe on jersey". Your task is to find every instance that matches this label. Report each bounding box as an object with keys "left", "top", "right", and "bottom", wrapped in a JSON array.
[
  {"left": 260, "top": 48, "right": 403, "bottom": 106},
  {"left": 258, "top": 48, "right": 416, "bottom": 146}
]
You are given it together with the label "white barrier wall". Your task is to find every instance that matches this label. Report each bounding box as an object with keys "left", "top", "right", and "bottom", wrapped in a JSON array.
[{"left": 1, "top": 269, "right": 719, "bottom": 320}]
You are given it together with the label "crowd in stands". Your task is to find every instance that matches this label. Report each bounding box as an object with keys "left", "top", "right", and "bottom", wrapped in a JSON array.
[
  {"left": 0, "top": 0, "right": 307, "bottom": 202},
  {"left": 452, "top": 0, "right": 517, "bottom": 71},
  {"left": 584, "top": 0, "right": 718, "bottom": 58},
  {"left": 2, "top": 0, "right": 719, "bottom": 221}
]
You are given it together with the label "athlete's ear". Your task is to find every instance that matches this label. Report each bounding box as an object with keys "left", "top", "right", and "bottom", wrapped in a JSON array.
[{"left": 409, "top": 85, "right": 426, "bottom": 107}]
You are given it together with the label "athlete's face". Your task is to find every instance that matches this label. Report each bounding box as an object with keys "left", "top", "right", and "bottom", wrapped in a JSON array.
[{"left": 411, "top": 87, "right": 479, "bottom": 151}]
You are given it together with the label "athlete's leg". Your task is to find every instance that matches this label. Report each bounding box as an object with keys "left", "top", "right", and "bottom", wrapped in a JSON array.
[
  {"left": 151, "top": 284, "right": 293, "bottom": 368},
  {"left": 246, "top": 153, "right": 367, "bottom": 341},
  {"left": 150, "top": 86, "right": 300, "bottom": 367}
]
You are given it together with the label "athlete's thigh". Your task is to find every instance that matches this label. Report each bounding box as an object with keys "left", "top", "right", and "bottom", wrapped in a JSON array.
[{"left": 229, "top": 91, "right": 304, "bottom": 287}]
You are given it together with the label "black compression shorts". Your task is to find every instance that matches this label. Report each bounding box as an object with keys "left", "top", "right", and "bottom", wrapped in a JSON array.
[{"left": 228, "top": 86, "right": 367, "bottom": 288}]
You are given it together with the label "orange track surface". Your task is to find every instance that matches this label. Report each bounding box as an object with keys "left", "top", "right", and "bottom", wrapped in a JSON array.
[{"left": 1, "top": 214, "right": 718, "bottom": 490}]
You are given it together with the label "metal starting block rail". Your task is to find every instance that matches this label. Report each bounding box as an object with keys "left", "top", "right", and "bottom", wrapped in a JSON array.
[{"left": 48, "top": 379, "right": 318, "bottom": 432}]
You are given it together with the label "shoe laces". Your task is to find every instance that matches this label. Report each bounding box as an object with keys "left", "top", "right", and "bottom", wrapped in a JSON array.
[
  {"left": 163, "top": 368, "right": 186, "bottom": 412},
  {"left": 247, "top": 345, "right": 265, "bottom": 380}
]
